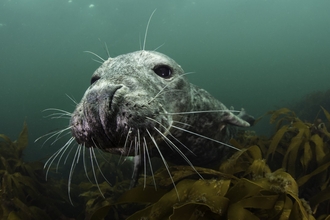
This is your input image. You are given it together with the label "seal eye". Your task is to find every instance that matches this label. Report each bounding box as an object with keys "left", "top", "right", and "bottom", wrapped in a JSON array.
[
  {"left": 91, "top": 76, "right": 100, "bottom": 85},
  {"left": 153, "top": 65, "right": 172, "bottom": 78}
]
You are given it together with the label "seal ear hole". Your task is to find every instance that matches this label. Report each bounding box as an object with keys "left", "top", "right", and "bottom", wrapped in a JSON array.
[
  {"left": 90, "top": 75, "right": 100, "bottom": 85},
  {"left": 153, "top": 65, "right": 172, "bottom": 79}
]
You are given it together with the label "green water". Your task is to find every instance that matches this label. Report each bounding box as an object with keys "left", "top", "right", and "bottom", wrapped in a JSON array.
[{"left": 0, "top": 0, "right": 329, "bottom": 161}]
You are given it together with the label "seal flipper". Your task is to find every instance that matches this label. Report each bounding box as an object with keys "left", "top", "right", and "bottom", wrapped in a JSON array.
[
  {"left": 221, "top": 108, "right": 254, "bottom": 128},
  {"left": 237, "top": 108, "right": 255, "bottom": 126},
  {"left": 130, "top": 155, "right": 142, "bottom": 189}
]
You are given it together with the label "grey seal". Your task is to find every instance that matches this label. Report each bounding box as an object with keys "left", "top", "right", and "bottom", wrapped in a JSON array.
[{"left": 69, "top": 50, "right": 254, "bottom": 187}]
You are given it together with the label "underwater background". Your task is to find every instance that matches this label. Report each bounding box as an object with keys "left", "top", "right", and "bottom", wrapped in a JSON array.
[
  {"left": 1, "top": 0, "right": 330, "bottom": 160},
  {"left": 1, "top": 0, "right": 330, "bottom": 219}
]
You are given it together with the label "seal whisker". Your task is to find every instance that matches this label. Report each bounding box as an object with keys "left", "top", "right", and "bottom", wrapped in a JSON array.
[
  {"left": 172, "top": 120, "right": 193, "bottom": 128},
  {"left": 137, "top": 129, "right": 141, "bottom": 157},
  {"left": 146, "top": 117, "right": 196, "bottom": 156},
  {"left": 137, "top": 129, "right": 149, "bottom": 188},
  {"left": 130, "top": 134, "right": 142, "bottom": 188},
  {"left": 126, "top": 141, "right": 134, "bottom": 158},
  {"left": 104, "top": 42, "right": 110, "bottom": 58},
  {"left": 91, "top": 139, "right": 113, "bottom": 182},
  {"left": 34, "top": 126, "right": 71, "bottom": 147},
  {"left": 153, "top": 127, "right": 203, "bottom": 180},
  {"left": 97, "top": 38, "right": 111, "bottom": 58},
  {"left": 89, "top": 147, "right": 105, "bottom": 198},
  {"left": 50, "top": 131, "right": 72, "bottom": 146},
  {"left": 84, "top": 50, "right": 106, "bottom": 62},
  {"left": 153, "top": 42, "right": 165, "bottom": 51},
  {"left": 43, "top": 113, "right": 71, "bottom": 119},
  {"left": 90, "top": 145, "right": 112, "bottom": 186},
  {"left": 136, "top": 133, "right": 140, "bottom": 156},
  {"left": 76, "top": 143, "right": 82, "bottom": 164},
  {"left": 65, "top": 94, "right": 78, "bottom": 105},
  {"left": 55, "top": 137, "right": 76, "bottom": 172},
  {"left": 68, "top": 144, "right": 81, "bottom": 205},
  {"left": 165, "top": 109, "right": 242, "bottom": 115},
  {"left": 171, "top": 125, "right": 240, "bottom": 151},
  {"left": 43, "top": 141, "right": 67, "bottom": 169},
  {"left": 121, "top": 141, "right": 133, "bottom": 166},
  {"left": 146, "top": 129, "right": 180, "bottom": 200},
  {"left": 34, "top": 129, "right": 65, "bottom": 144},
  {"left": 42, "top": 108, "right": 72, "bottom": 115},
  {"left": 50, "top": 115, "right": 71, "bottom": 120},
  {"left": 95, "top": 147, "right": 112, "bottom": 164},
  {"left": 42, "top": 108, "right": 72, "bottom": 114},
  {"left": 142, "top": 138, "right": 147, "bottom": 188},
  {"left": 118, "top": 127, "right": 132, "bottom": 165},
  {"left": 82, "top": 145, "right": 92, "bottom": 183},
  {"left": 63, "top": 142, "right": 76, "bottom": 165},
  {"left": 143, "top": 137, "right": 157, "bottom": 189},
  {"left": 44, "top": 137, "right": 75, "bottom": 180},
  {"left": 91, "top": 59, "right": 104, "bottom": 64},
  {"left": 134, "top": 136, "right": 138, "bottom": 157},
  {"left": 142, "top": 9, "right": 157, "bottom": 51}
]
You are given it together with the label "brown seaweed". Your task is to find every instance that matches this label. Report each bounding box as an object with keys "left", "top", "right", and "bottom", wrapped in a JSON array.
[
  {"left": 2, "top": 107, "right": 330, "bottom": 219},
  {"left": 0, "top": 122, "right": 75, "bottom": 219},
  {"left": 102, "top": 107, "right": 330, "bottom": 219}
]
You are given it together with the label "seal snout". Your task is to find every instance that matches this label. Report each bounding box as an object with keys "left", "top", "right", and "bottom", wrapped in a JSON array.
[
  {"left": 70, "top": 83, "right": 126, "bottom": 150},
  {"left": 86, "top": 84, "right": 123, "bottom": 111}
]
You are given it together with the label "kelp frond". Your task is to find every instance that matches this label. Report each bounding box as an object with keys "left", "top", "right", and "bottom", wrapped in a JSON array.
[
  {"left": 104, "top": 107, "right": 330, "bottom": 219},
  {"left": 0, "top": 122, "right": 74, "bottom": 219},
  {"left": 2, "top": 107, "right": 330, "bottom": 219}
]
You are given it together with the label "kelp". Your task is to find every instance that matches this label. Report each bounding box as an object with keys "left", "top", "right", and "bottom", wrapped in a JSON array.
[
  {"left": 115, "top": 150, "right": 313, "bottom": 219},
  {"left": 2, "top": 107, "right": 330, "bottom": 219},
  {"left": 94, "top": 107, "right": 330, "bottom": 219},
  {"left": 225, "top": 108, "right": 330, "bottom": 217},
  {"left": 74, "top": 153, "right": 138, "bottom": 219},
  {"left": 0, "top": 122, "right": 75, "bottom": 219},
  {"left": 0, "top": 122, "right": 47, "bottom": 219},
  {"left": 79, "top": 180, "right": 138, "bottom": 220},
  {"left": 0, "top": 121, "right": 136, "bottom": 219},
  {"left": 289, "top": 89, "right": 330, "bottom": 123}
]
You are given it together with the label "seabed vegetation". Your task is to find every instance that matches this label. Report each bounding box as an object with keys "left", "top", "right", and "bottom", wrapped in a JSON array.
[{"left": 1, "top": 92, "right": 330, "bottom": 219}]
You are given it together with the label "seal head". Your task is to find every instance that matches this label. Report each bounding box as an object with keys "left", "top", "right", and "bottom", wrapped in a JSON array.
[{"left": 71, "top": 51, "right": 190, "bottom": 154}]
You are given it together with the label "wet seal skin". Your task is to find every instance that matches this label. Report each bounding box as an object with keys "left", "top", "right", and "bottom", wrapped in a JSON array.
[{"left": 70, "top": 50, "right": 255, "bottom": 187}]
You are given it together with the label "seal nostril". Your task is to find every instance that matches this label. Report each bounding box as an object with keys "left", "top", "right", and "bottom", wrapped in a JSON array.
[
  {"left": 107, "top": 85, "right": 123, "bottom": 110},
  {"left": 90, "top": 75, "right": 100, "bottom": 85}
]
